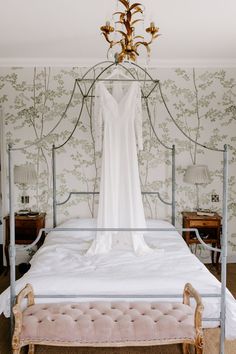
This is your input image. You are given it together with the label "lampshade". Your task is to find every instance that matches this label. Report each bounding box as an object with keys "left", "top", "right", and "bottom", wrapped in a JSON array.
[
  {"left": 14, "top": 164, "right": 37, "bottom": 185},
  {"left": 184, "top": 165, "right": 210, "bottom": 184}
]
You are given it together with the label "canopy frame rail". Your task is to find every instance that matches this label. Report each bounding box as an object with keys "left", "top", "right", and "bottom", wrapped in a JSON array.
[
  {"left": 17, "top": 227, "right": 222, "bottom": 254},
  {"left": 56, "top": 192, "right": 172, "bottom": 207},
  {"left": 54, "top": 191, "right": 172, "bottom": 227}
]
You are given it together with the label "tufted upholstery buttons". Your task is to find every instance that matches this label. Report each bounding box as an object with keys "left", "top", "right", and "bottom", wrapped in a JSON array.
[{"left": 21, "top": 301, "right": 195, "bottom": 344}]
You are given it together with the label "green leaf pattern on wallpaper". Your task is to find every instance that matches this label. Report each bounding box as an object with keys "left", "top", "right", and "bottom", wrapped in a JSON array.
[{"left": 0, "top": 67, "right": 235, "bottom": 258}]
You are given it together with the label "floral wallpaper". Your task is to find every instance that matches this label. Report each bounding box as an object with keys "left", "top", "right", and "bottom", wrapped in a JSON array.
[{"left": 0, "top": 66, "right": 235, "bottom": 262}]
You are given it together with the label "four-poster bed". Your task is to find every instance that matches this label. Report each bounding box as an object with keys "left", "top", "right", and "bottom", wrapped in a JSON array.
[{"left": 1, "top": 60, "right": 235, "bottom": 354}]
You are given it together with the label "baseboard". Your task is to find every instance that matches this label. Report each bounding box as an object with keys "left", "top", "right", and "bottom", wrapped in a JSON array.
[{"left": 226, "top": 255, "right": 236, "bottom": 263}]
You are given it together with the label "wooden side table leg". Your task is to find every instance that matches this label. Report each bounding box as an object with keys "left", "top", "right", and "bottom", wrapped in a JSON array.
[
  {"left": 211, "top": 250, "right": 214, "bottom": 266},
  {"left": 4, "top": 244, "right": 10, "bottom": 274},
  {"left": 216, "top": 225, "right": 221, "bottom": 272},
  {"left": 216, "top": 244, "right": 221, "bottom": 273},
  {"left": 211, "top": 244, "right": 216, "bottom": 266}
]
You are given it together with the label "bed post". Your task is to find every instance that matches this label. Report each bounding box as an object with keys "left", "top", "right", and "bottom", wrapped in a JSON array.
[
  {"left": 220, "top": 144, "right": 228, "bottom": 354},
  {"left": 8, "top": 144, "right": 16, "bottom": 333},
  {"left": 52, "top": 144, "right": 57, "bottom": 227},
  {"left": 172, "top": 144, "right": 176, "bottom": 226}
]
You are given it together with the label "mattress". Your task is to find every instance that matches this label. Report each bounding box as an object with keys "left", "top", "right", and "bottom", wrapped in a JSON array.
[{"left": 1, "top": 218, "right": 236, "bottom": 339}]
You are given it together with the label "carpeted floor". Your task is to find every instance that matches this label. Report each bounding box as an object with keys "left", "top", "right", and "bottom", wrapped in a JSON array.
[{"left": 0, "top": 264, "right": 235, "bottom": 354}]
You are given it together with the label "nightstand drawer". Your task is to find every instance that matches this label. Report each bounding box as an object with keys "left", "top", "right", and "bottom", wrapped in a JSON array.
[
  {"left": 15, "top": 228, "right": 37, "bottom": 241},
  {"left": 189, "top": 220, "right": 219, "bottom": 228}
]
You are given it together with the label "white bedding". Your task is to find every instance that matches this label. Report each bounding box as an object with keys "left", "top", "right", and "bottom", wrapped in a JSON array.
[{"left": 1, "top": 218, "right": 236, "bottom": 339}]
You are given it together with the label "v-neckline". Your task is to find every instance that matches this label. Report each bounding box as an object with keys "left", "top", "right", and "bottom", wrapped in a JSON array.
[{"left": 100, "top": 81, "right": 137, "bottom": 106}]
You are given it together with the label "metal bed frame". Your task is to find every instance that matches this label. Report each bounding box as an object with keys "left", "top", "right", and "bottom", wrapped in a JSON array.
[{"left": 7, "top": 60, "right": 228, "bottom": 354}]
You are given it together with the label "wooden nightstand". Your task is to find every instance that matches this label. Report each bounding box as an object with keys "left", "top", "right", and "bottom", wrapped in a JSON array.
[
  {"left": 182, "top": 211, "right": 221, "bottom": 267},
  {"left": 4, "top": 213, "right": 46, "bottom": 268}
]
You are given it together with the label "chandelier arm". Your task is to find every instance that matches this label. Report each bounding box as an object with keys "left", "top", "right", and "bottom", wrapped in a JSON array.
[
  {"left": 145, "top": 33, "right": 159, "bottom": 47},
  {"left": 101, "top": 33, "right": 113, "bottom": 45}
]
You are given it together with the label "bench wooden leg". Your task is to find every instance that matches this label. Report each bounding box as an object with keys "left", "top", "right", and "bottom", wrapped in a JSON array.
[
  {"left": 182, "top": 343, "right": 191, "bottom": 354},
  {"left": 12, "top": 349, "right": 21, "bottom": 354},
  {"left": 12, "top": 339, "right": 21, "bottom": 353},
  {"left": 28, "top": 344, "right": 35, "bottom": 354},
  {"left": 195, "top": 346, "right": 203, "bottom": 354}
]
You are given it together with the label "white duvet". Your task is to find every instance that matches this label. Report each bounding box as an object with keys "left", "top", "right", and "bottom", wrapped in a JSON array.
[{"left": 1, "top": 218, "right": 236, "bottom": 339}]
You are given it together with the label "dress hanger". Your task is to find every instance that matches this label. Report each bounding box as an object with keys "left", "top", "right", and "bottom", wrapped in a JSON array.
[{"left": 105, "top": 66, "right": 131, "bottom": 80}]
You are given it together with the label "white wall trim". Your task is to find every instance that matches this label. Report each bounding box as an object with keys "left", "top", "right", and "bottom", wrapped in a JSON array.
[
  {"left": 0, "top": 57, "right": 236, "bottom": 68},
  {"left": 226, "top": 255, "right": 236, "bottom": 264}
]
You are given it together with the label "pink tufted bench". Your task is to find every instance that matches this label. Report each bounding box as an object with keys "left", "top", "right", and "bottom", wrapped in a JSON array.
[{"left": 12, "top": 283, "right": 204, "bottom": 354}]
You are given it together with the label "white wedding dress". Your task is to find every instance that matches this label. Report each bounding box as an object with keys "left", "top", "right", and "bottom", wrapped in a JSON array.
[{"left": 87, "top": 81, "right": 152, "bottom": 256}]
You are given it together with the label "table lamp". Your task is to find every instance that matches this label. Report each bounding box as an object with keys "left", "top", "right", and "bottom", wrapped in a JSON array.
[
  {"left": 14, "top": 164, "right": 37, "bottom": 213},
  {"left": 184, "top": 164, "right": 210, "bottom": 210}
]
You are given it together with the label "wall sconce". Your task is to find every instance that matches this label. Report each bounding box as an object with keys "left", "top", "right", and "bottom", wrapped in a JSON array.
[
  {"left": 184, "top": 164, "right": 211, "bottom": 210},
  {"left": 14, "top": 164, "right": 37, "bottom": 212}
]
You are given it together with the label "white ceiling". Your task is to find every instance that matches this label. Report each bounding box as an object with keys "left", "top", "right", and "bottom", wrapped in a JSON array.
[{"left": 0, "top": 0, "right": 236, "bottom": 67}]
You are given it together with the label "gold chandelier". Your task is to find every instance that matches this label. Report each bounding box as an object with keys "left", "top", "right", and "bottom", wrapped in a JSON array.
[{"left": 100, "top": 0, "right": 160, "bottom": 63}]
